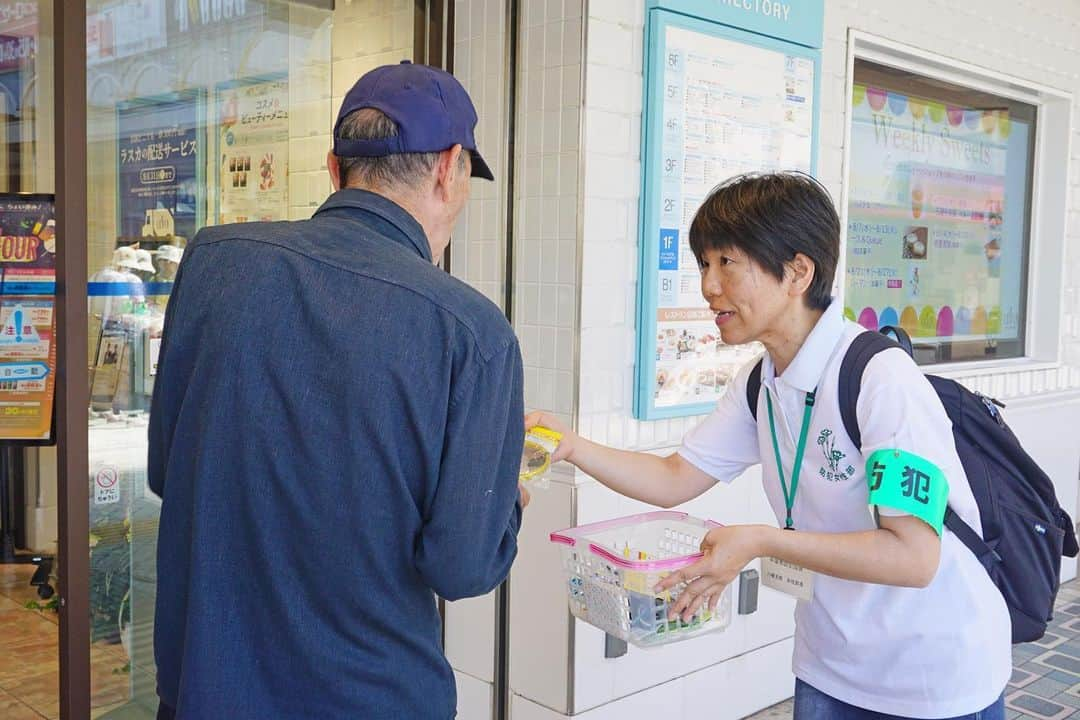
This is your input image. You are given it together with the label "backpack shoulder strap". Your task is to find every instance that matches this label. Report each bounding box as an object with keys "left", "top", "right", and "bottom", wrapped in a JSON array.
[
  {"left": 747, "top": 358, "right": 764, "bottom": 421},
  {"left": 879, "top": 325, "right": 914, "bottom": 357},
  {"left": 944, "top": 507, "right": 1001, "bottom": 566},
  {"left": 838, "top": 331, "right": 901, "bottom": 451}
]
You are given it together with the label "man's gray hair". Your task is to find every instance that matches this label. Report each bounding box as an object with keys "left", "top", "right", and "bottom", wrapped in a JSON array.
[{"left": 335, "top": 108, "right": 443, "bottom": 190}]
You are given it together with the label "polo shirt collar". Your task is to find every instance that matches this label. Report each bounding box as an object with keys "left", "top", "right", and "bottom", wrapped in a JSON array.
[
  {"left": 762, "top": 300, "right": 845, "bottom": 393},
  {"left": 314, "top": 188, "right": 432, "bottom": 262}
]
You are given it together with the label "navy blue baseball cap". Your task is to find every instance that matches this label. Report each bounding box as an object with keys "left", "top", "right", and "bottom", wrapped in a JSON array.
[{"left": 333, "top": 60, "right": 494, "bottom": 181}]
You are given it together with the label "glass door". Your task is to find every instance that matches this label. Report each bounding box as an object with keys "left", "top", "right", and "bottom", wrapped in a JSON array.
[
  {"left": 38, "top": 1, "right": 470, "bottom": 716},
  {"left": 84, "top": 2, "right": 336, "bottom": 716},
  {"left": 0, "top": 2, "right": 59, "bottom": 719}
]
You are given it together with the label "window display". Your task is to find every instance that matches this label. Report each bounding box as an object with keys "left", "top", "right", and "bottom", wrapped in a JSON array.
[
  {"left": 83, "top": 2, "right": 334, "bottom": 715},
  {"left": 845, "top": 59, "right": 1036, "bottom": 364}
]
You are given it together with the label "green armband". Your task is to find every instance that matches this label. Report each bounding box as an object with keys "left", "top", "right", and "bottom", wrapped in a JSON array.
[{"left": 866, "top": 449, "right": 949, "bottom": 535}]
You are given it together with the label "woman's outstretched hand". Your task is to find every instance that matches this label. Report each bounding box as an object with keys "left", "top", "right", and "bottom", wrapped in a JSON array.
[{"left": 524, "top": 411, "right": 576, "bottom": 464}]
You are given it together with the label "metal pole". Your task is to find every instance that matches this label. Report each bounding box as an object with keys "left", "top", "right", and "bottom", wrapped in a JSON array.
[
  {"left": 493, "top": 2, "right": 520, "bottom": 718},
  {"left": 54, "top": 1, "right": 91, "bottom": 717}
]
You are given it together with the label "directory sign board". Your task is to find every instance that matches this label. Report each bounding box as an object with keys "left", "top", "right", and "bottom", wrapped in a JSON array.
[{"left": 635, "top": 7, "right": 821, "bottom": 419}]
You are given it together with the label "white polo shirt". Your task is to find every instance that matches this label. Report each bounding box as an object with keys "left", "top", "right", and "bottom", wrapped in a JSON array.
[{"left": 679, "top": 301, "right": 1011, "bottom": 717}]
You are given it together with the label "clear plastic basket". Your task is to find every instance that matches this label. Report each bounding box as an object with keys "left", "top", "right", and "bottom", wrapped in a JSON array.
[{"left": 550, "top": 511, "right": 733, "bottom": 648}]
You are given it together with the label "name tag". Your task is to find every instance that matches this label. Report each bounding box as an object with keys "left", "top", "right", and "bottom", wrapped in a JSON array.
[{"left": 761, "top": 556, "right": 814, "bottom": 601}]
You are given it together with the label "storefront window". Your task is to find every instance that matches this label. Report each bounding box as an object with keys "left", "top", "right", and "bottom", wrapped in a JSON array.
[
  {"left": 0, "top": 1, "right": 50, "bottom": 195},
  {"left": 0, "top": 2, "right": 58, "bottom": 719},
  {"left": 845, "top": 58, "right": 1036, "bottom": 364},
  {"left": 85, "top": 1, "right": 340, "bottom": 715}
]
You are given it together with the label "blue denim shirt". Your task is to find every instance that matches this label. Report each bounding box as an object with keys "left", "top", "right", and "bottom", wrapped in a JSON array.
[{"left": 148, "top": 189, "right": 524, "bottom": 719}]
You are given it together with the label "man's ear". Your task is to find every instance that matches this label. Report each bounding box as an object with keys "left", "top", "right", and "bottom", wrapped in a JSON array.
[
  {"left": 434, "top": 144, "right": 464, "bottom": 202},
  {"left": 327, "top": 151, "right": 342, "bottom": 191}
]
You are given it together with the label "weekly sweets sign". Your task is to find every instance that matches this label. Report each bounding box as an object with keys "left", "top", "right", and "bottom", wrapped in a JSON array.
[{"left": 845, "top": 82, "right": 1024, "bottom": 346}]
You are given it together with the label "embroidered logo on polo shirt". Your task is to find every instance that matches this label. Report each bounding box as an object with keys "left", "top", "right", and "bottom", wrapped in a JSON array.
[{"left": 817, "top": 428, "right": 855, "bottom": 482}]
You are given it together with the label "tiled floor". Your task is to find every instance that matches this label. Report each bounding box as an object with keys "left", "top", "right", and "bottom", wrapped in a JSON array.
[
  {"left": 0, "top": 561, "right": 59, "bottom": 720},
  {"left": 0, "top": 562, "right": 133, "bottom": 720},
  {"left": 6, "top": 565, "right": 1080, "bottom": 718},
  {"left": 749, "top": 579, "right": 1080, "bottom": 720}
]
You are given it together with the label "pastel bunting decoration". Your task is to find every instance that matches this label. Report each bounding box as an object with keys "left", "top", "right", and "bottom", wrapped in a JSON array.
[
  {"left": 867, "top": 87, "right": 887, "bottom": 112},
  {"left": 919, "top": 306, "right": 937, "bottom": 337},
  {"left": 888, "top": 92, "right": 908, "bottom": 116},
  {"left": 900, "top": 306, "right": 919, "bottom": 336},
  {"left": 937, "top": 306, "right": 954, "bottom": 337},
  {"left": 928, "top": 101, "right": 946, "bottom": 123},
  {"left": 852, "top": 84, "right": 866, "bottom": 107},
  {"left": 955, "top": 307, "right": 972, "bottom": 335},
  {"left": 971, "top": 306, "right": 988, "bottom": 335}
]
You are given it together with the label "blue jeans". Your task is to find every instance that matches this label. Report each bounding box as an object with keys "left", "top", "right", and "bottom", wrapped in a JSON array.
[{"left": 794, "top": 679, "right": 1005, "bottom": 720}]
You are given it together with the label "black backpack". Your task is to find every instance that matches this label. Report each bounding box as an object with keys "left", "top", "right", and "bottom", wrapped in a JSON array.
[{"left": 747, "top": 326, "right": 1079, "bottom": 643}]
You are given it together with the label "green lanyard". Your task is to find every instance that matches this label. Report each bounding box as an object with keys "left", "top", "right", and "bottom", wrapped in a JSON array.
[{"left": 764, "top": 386, "right": 817, "bottom": 530}]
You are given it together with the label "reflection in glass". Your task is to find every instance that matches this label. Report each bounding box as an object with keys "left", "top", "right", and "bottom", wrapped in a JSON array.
[
  {"left": 86, "top": 2, "right": 334, "bottom": 715},
  {"left": 0, "top": 4, "right": 60, "bottom": 720}
]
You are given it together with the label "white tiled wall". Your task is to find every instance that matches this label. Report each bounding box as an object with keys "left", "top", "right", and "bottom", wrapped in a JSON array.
[
  {"left": 441, "top": 0, "right": 513, "bottom": 698},
  {"left": 451, "top": 0, "right": 511, "bottom": 307},
  {"left": 514, "top": 0, "right": 584, "bottom": 426},
  {"left": 576, "top": 0, "right": 1080, "bottom": 455},
  {"left": 577, "top": 0, "right": 684, "bottom": 451},
  {"left": 288, "top": 4, "right": 334, "bottom": 220},
  {"left": 288, "top": 0, "right": 414, "bottom": 221},
  {"left": 575, "top": 0, "right": 703, "bottom": 450}
]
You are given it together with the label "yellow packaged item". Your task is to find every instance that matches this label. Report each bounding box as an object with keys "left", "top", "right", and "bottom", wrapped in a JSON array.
[{"left": 519, "top": 426, "right": 562, "bottom": 483}]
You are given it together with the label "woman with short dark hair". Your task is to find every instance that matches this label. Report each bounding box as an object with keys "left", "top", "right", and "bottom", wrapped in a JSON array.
[{"left": 529, "top": 172, "right": 1009, "bottom": 720}]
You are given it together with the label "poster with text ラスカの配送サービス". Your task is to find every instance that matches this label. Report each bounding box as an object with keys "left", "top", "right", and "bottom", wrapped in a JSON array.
[{"left": 116, "top": 90, "right": 205, "bottom": 245}]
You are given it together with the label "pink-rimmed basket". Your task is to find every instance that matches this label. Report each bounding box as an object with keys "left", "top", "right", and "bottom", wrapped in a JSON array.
[{"left": 550, "top": 511, "right": 733, "bottom": 648}]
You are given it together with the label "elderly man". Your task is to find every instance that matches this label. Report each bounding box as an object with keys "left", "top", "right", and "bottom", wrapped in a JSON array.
[{"left": 149, "top": 61, "right": 526, "bottom": 720}]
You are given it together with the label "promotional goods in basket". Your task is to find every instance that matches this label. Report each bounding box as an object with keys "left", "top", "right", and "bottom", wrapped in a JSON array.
[{"left": 550, "top": 511, "right": 733, "bottom": 648}]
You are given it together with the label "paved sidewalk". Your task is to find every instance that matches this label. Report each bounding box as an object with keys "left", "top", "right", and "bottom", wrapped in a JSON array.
[{"left": 749, "top": 577, "right": 1080, "bottom": 720}]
